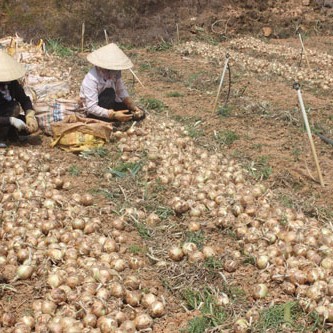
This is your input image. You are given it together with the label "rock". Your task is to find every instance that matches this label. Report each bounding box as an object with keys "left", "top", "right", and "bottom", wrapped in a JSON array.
[
  {"left": 262, "top": 26, "right": 273, "bottom": 37},
  {"left": 302, "top": 0, "right": 310, "bottom": 5}
]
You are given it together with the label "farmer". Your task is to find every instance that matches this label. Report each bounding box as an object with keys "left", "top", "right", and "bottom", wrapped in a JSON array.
[
  {"left": 80, "top": 43, "right": 145, "bottom": 123},
  {"left": 0, "top": 50, "right": 38, "bottom": 147}
]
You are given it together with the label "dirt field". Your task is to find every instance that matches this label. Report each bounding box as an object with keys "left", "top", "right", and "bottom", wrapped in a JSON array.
[{"left": 1, "top": 1, "right": 333, "bottom": 332}]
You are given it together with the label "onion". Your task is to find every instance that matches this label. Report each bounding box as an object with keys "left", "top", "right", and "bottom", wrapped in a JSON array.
[
  {"left": 110, "top": 282, "right": 124, "bottom": 298},
  {"left": 14, "top": 265, "right": 34, "bottom": 281},
  {"left": 13, "top": 324, "right": 31, "bottom": 333},
  {"left": 2, "top": 312, "right": 16, "bottom": 327},
  {"left": 49, "top": 288, "right": 67, "bottom": 304},
  {"left": 111, "top": 258, "right": 127, "bottom": 272},
  {"left": 224, "top": 259, "right": 238, "bottom": 273},
  {"left": 92, "top": 300, "right": 107, "bottom": 318},
  {"left": 188, "top": 251, "right": 205, "bottom": 263},
  {"left": 215, "top": 293, "right": 229, "bottom": 306},
  {"left": 125, "top": 290, "right": 142, "bottom": 307},
  {"left": 83, "top": 313, "right": 97, "bottom": 328},
  {"left": 124, "top": 275, "right": 140, "bottom": 290},
  {"left": 120, "top": 320, "right": 136, "bottom": 332},
  {"left": 141, "top": 293, "right": 157, "bottom": 308},
  {"left": 72, "top": 218, "right": 85, "bottom": 230},
  {"left": 41, "top": 300, "right": 57, "bottom": 315},
  {"left": 253, "top": 283, "right": 268, "bottom": 299},
  {"left": 103, "top": 238, "right": 118, "bottom": 253},
  {"left": 182, "top": 242, "right": 197, "bottom": 256},
  {"left": 47, "top": 273, "right": 64, "bottom": 288},
  {"left": 146, "top": 213, "right": 161, "bottom": 226},
  {"left": 202, "top": 246, "right": 216, "bottom": 258},
  {"left": 169, "top": 246, "right": 184, "bottom": 261},
  {"left": 281, "top": 281, "right": 296, "bottom": 295},
  {"left": 134, "top": 313, "right": 153, "bottom": 330},
  {"left": 19, "top": 316, "right": 35, "bottom": 329},
  {"left": 321, "top": 257, "right": 333, "bottom": 270},
  {"left": 149, "top": 300, "right": 165, "bottom": 318},
  {"left": 81, "top": 193, "right": 94, "bottom": 206},
  {"left": 97, "top": 316, "right": 117, "bottom": 333},
  {"left": 233, "top": 318, "right": 249, "bottom": 333}
]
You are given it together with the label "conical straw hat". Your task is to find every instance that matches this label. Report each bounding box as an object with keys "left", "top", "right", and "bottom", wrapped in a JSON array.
[
  {"left": 87, "top": 43, "right": 133, "bottom": 70},
  {"left": 0, "top": 49, "right": 26, "bottom": 82}
]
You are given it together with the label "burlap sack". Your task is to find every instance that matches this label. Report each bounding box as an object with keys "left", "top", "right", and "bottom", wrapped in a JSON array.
[
  {"left": 35, "top": 98, "right": 84, "bottom": 136},
  {"left": 50, "top": 114, "right": 113, "bottom": 152}
]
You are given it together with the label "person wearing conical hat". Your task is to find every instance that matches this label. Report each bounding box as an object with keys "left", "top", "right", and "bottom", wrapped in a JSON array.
[
  {"left": 80, "top": 43, "right": 145, "bottom": 123},
  {"left": 0, "top": 50, "right": 39, "bottom": 147}
]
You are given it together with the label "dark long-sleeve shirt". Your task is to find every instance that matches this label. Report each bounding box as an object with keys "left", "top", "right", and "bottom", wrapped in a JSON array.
[{"left": 0, "top": 80, "right": 33, "bottom": 125}]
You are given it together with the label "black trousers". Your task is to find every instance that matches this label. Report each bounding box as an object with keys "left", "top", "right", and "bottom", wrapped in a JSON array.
[
  {"left": 88, "top": 88, "right": 128, "bottom": 122},
  {"left": 0, "top": 102, "right": 25, "bottom": 140}
]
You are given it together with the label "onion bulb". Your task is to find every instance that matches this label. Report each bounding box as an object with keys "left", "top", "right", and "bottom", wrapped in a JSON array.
[
  {"left": 253, "top": 283, "right": 268, "bottom": 299},
  {"left": 148, "top": 301, "right": 165, "bottom": 318},
  {"left": 134, "top": 314, "right": 153, "bottom": 330},
  {"left": 168, "top": 246, "right": 184, "bottom": 261}
]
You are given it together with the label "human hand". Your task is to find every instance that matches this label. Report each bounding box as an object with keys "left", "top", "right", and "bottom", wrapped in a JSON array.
[
  {"left": 9, "top": 117, "right": 28, "bottom": 131},
  {"left": 109, "top": 109, "right": 133, "bottom": 122},
  {"left": 26, "top": 110, "right": 39, "bottom": 133}
]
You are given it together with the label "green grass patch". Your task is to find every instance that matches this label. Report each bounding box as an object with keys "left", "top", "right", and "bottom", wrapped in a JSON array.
[
  {"left": 214, "top": 130, "right": 239, "bottom": 146},
  {"left": 79, "top": 147, "right": 108, "bottom": 158},
  {"left": 133, "top": 221, "right": 151, "bottom": 239},
  {"left": 204, "top": 257, "right": 223, "bottom": 270},
  {"left": 154, "top": 206, "right": 174, "bottom": 220},
  {"left": 90, "top": 188, "right": 120, "bottom": 200},
  {"left": 140, "top": 97, "right": 166, "bottom": 112},
  {"left": 128, "top": 244, "right": 145, "bottom": 254},
  {"left": 68, "top": 165, "right": 80, "bottom": 176},
  {"left": 246, "top": 156, "right": 272, "bottom": 180},
  {"left": 166, "top": 91, "right": 184, "bottom": 97},
  {"left": 156, "top": 66, "right": 182, "bottom": 82},
  {"left": 278, "top": 194, "right": 294, "bottom": 208},
  {"left": 46, "top": 39, "right": 74, "bottom": 57},
  {"left": 217, "top": 105, "right": 232, "bottom": 117},
  {"left": 182, "top": 288, "right": 227, "bottom": 333},
  {"left": 108, "top": 162, "right": 142, "bottom": 178},
  {"left": 185, "top": 231, "right": 205, "bottom": 249},
  {"left": 172, "top": 115, "right": 204, "bottom": 138},
  {"left": 147, "top": 40, "right": 173, "bottom": 52},
  {"left": 254, "top": 302, "right": 305, "bottom": 332}
]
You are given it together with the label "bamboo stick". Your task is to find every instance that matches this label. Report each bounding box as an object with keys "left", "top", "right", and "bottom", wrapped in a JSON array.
[
  {"left": 104, "top": 30, "right": 109, "bottom": 44},
  {"left": 298, "top": 33, "right": 311, "bottom": 70},
  {"left": 212, "top": 53, "right": 230, "bottom": 113},
  {"left": 176, "top": 23, "right": 180, "bottom": 44},
  {"left": 81, "top": 22, "right": 85, "bottom": 53},
  {"left": 294, "top": 82, "right": 324, "bottom": 187},
  {"left": 130, "top": 69, "right": 145, "bottom": 88}
]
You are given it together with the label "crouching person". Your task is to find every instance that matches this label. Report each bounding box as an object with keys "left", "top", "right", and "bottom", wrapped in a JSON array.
[
  {"left": 80, "top": 43, "right": 145, "bottom": 123},
  {"left": 0, "top": 50, "right": 38, "bottom": 147}
]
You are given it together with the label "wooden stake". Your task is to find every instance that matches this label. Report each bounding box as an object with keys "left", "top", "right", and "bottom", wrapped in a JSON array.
[
  {"left": 212, "top": 53, "right": 230, "bottom": 113},
  {"left": 81, "top": 22, "right": 85, "bottom": 53},
  {"left": 104, "top": 30, "right": 109, "bottom": 44},
  {"left": 130, "top": 69, "right": 145, "bottom": 88},
  {"left": 294, "top": 82, "right": 324, "bottom": 186},
  {"left": 176, "top": 23, "right": 180, "bottom": 44},
  {"left": 298, "top": 33, "right": 311, "bottom": 70}
]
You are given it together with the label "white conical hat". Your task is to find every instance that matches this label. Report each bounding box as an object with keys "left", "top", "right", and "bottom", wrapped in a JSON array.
[
  {"left": 0, "top": 49, "right": 26, "bottom": 82},
  {"left": 87, "top": 43, "right": 133, "bottom": 70}
]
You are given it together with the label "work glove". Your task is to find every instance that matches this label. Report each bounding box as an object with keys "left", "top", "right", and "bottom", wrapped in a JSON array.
[
  {"left": 26, "top": 110, "right": 39, "bottom": 133},
  {"left": 9, "top": 117, "right": 28, "bottom": 131},
  {"left": 109, "top": 110, "right": 133, "bottom": 122}
]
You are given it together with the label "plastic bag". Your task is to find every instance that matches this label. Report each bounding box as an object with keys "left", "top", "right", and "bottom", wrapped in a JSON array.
[{"left": 50, "top": 114, "right": 113, "bottom": 152}]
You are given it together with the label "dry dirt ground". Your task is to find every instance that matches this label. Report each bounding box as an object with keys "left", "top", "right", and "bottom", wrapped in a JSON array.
[{"left": 1, "top": 1, "right": 333, "bottom": 333}]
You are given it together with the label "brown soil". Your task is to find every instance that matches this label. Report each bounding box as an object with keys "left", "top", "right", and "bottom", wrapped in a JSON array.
[{"left": 1, "top": 1, "right": 333, "bottom": 332}]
